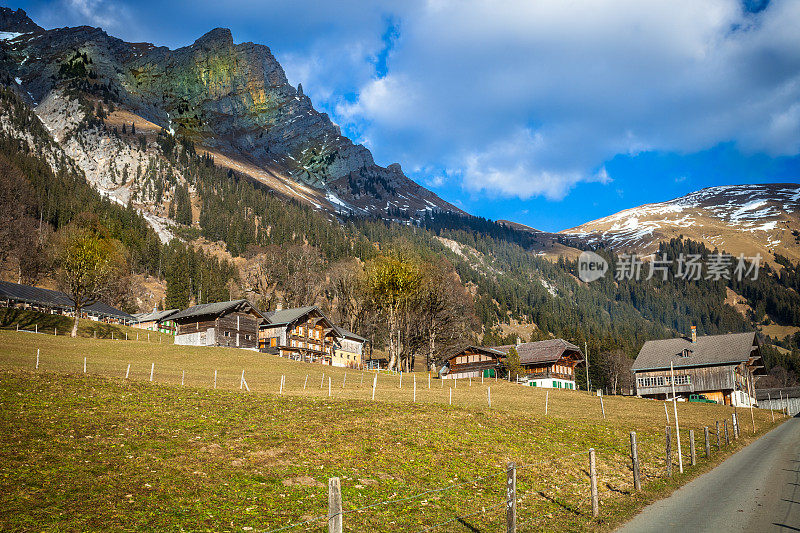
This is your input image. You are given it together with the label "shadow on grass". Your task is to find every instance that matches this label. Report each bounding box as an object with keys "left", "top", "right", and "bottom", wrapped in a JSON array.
[{"left": 536, "top": 491, "right": 585, "bottom": 517}]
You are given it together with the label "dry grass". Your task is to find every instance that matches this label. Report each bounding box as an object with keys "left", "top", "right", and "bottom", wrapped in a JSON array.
[{"left": 0, "top": 330, "right": 784, "bottom": 532}]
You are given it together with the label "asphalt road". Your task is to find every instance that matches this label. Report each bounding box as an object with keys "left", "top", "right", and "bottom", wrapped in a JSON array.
[{"left": 617, "top": 416, "right": 800, "bottom": 533}]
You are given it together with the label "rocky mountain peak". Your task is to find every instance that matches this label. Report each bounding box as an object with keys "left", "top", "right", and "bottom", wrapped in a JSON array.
[
  {"left": 193, "top": 27, "right": 234, "bottom": 50},
  {"left": 0, "top": 7, "right": 43, "bottom": 34}
]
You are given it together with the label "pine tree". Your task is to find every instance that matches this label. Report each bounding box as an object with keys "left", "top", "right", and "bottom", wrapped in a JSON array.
[{"left": 165, "top": 248, "right": 191, "bottom": 309}]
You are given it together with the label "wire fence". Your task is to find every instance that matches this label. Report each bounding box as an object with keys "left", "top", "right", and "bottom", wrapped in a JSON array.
[
  {"left": 260, "top": 416, "right": 768, "bottom": 533},
  {"left": 6, "top": 338, "right": 783, "bottom": 532}
]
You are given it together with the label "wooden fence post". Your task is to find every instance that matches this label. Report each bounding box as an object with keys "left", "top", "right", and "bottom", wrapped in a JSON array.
[
  {"left": 428, "top": 373, "right": 431, "bottom": 389},
  {"left": 321, "top": 373, "right": 325, "bottom": 389},
  {"left": 600, "top": 396, "right": 605, "bottom": 419},
  {"left": 630, "top": 432, "right": 641, "bottom": 491},
  {"left": 343, "top": 372, "right": 347, "bottom": 388},
  {"left": 150, "top": 363, "right": 155, "bottom": 382},
  {"left": 372, "top": 373, "right": 377, "bottom": 400},
  {"left": 328, "top": 377, "right": 331, "bottom": 398},
  {"left": 304, "top": 375, "right": 308, "bottom": 390},
  {"left": 83, "top": 357, "right": 86, "bottom": 374},
  {"left": 449, "top": 387, "right": 452, "bottom": 406},
  {"left": 328, "top": 477, "right": 342, "bottom": 533},
  {"left": 689, "top": 429, "right": 696, "bottom": 467},
  {"left": 125, "top": 364, "right": 130, "bottom": 379},
  {"left": 413, "top": 379, "right": 416, "bottom": 403},
  {"left": 214, "top": 370, "right": 217, "bottom": 389},
  {"left": 182, "top": 370, "right": 185, "bottom": 387},
  {"left": 666, "top": 426, "right": 672, "bottom": 477},
  {"left": 589, "top": 449, "right": 599, "bottom": 518},
  {"left": 732, "top": 414, "right": 738, "bottom": 440},
  {"left": 664, "top": 402, "right": 669, "bottom": 424},
  {"left": 724, "top": 419, "right": 729, "bottom": 445},
  {"left": 716, "top": 421, "right": 720, "bottom": 449},
  {"left": 545, "top": 391, "right": 549, "bottom": 415},
  {"left": 36, "top": 349, "right": 39, "bottom": 370},
  {"left": 704, "top": 427, "right": 710, "bottom": 458},
  {"left": 506, "top": 462, "right": 516, "bottom": 533}
]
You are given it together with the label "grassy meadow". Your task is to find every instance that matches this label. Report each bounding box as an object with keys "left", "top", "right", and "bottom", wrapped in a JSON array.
[{"left": 0, "top": 329, "right": 786, "bottom": 532}]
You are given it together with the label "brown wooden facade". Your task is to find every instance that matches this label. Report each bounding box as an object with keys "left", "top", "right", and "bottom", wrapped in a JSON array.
[
  {"left": 260, "top": 306, "right": 340, "bottom": 364},
  {"left": 635, "top": 361, "right": 759, "bottom": 405},
  {"left": 172, "top": 300, "right": 263, "bottom": 349},
  {"left": 443, "top": 346, "right": 504, "bottom": 379}
]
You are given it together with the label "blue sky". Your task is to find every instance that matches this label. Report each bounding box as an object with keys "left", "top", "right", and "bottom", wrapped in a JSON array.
[{"left": 9, "top": 0, "right": 800, "bottom": 231}]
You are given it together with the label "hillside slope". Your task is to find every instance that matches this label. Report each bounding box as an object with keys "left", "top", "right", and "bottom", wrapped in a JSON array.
[{"left": 562, "top": 184, "right": 800, "bottom": 263}]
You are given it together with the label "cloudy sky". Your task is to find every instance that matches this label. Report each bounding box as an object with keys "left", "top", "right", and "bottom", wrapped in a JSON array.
[{"left": 10, "top": 0, "right": 800, "bottom": 230}]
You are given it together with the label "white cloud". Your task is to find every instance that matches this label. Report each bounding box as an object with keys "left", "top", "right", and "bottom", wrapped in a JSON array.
[
  {"left": 325, "top": 0, "right": 800, "bottom": 199},
  {"left": 37, "top": 0, "right": 134, "bottom": 34}
]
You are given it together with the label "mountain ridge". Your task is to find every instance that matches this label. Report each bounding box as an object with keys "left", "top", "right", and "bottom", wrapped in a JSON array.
[
  {"left": 0, "top": 8, "right": 461, "bottom": 220},
  {"left": 562, "top": 183, "right": 800, "bottom": 263}
]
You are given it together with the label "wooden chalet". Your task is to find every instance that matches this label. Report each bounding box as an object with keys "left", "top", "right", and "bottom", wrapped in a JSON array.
[
  {"left": 632, "top": 329, "right": 764, "bottom": 406},
  {"left": 493, "top": 339, "right": 585, "bottom": 389},
  {"left": 259, "top": 306, "right": 339, "bottom": 364},
  {"left": 132, "top": 308, "right": 179, "bottom": 335},
  {"left": 442, "top": 345, "right": 504, "bottom": 379},
  {"left": 171, "top": 299, "right": 264, "bottom": 349},
  {"left": 0, "top": 280, "right": 135, "bottom": 325}
]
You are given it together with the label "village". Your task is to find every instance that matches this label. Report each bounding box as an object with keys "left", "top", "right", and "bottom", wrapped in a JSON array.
[{"left": 0, "top": 278, "right": 775, "bottom": 410}]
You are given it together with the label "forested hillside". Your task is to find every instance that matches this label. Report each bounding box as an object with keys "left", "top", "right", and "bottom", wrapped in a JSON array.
[{"left": 1, "top": 74, "right": 799, "bottom": 389}]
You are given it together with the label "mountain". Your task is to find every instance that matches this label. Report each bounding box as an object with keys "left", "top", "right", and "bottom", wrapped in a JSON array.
[
  {"left": 562, "top": 184, "right": 800, "bottom": 263},
  {"left": 0, "top": 8, "right": 460, "bottom": 221}
]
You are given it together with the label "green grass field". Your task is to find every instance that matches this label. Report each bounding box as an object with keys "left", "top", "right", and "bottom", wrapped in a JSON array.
[{"left": 0, "top": 330, "right": 785, "bottom": 532}]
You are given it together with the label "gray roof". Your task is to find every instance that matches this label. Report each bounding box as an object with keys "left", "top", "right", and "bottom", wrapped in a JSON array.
[
  {"left": 334, "top": 325, "right": 367, "bottom": 343},
  {"left": 632, "top": 332, "right": 761, "bottom": 372},
  {"left": 263, "top": 305, "right": 322, "bottom": 326},
  {"left": 493, "top": 339, "right": 584, "bottom": 365},
  {"left": 170, "top": 300, "right": 265, "bottom": 322},
  {"left": 0, "top": 280, "right": 134, "bottom": 321},
  {"left": 133, "top": 309, "right": 179, "bottom": 323}
]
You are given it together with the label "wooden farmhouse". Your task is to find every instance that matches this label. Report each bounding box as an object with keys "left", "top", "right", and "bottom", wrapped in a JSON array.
[
  {"left": 171, "top": 300, "right": 264, "bottom": 349},
  {"left": 442, "top": 345, "right": 505, "bottom": 379},
  {"left": 132, "top": 309, "right": 179, "bottom": 335},
  {"left": 0, "top": 280, "right": 135, "bottom": 325},
  {"left": 494, "top": 339, "right": 585, "bottom": 389},
  {"left": 259, "top": 305, "right": 339, "bottom": 364},
  {"left": 632, "top": 329, "right": 764, "bottom": 406}
]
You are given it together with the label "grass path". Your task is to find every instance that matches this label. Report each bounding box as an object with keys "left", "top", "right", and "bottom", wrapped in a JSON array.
[{"left": 0, "top": 331, "right": 785, "bottom": 531}]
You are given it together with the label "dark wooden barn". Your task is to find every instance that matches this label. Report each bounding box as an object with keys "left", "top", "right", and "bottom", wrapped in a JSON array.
[{"left": 171, "top": 299, "right": 264, "bottom": 349}]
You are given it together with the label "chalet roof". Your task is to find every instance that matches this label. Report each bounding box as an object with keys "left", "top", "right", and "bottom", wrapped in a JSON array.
[
  {"left": 493, "top": 339, "right": 585, "bottom": 365},
  {"left": 264, "top": 305, "right": 323, "bottom": 326},
  {"left": 133, "top": 309, "right": 179, "bottom": 323},
  {"left": 0, "top": 280, "right": 134, "bottom": 321},
  {"left": 333, "top": 325, "right": 367, "bottom": 343},
  {"left": 170, "top": 300, "right": 265, "bottom": 322},
  {"left": 444, "top": 345, "right": 505, "bottom": 362},
  {"left": 632, "top": 332, "right": 762, "bottom": 372}
]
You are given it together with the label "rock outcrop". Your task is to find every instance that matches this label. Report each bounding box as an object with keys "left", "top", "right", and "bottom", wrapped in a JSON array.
[{"left": 0, "top": 8, "right": 461, "bottom": 219}]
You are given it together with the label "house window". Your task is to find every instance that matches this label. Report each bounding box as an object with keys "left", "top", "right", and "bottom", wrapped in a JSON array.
[{"left": 679, "top": 349, "right": 693, "bottom": 358}]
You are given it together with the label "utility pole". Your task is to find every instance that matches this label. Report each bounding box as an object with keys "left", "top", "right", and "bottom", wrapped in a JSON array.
[{"left": 585, "top": 341, "right": 591, "bottom": 394}]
